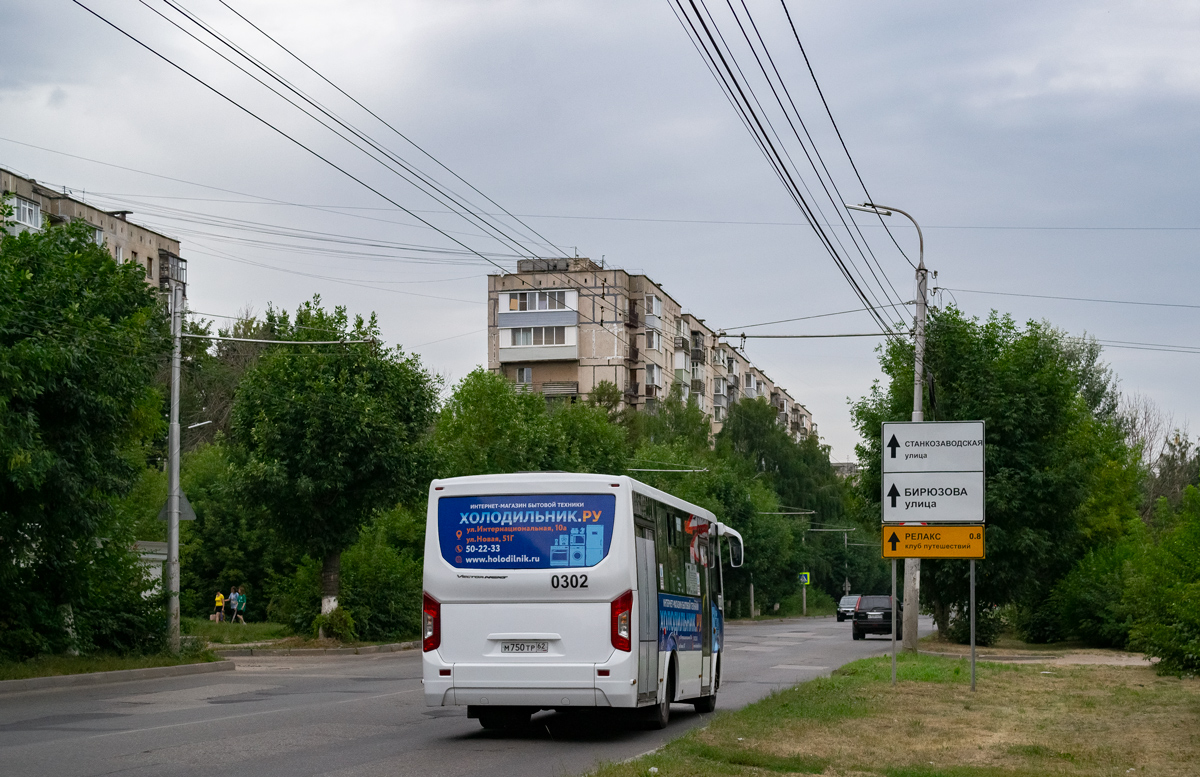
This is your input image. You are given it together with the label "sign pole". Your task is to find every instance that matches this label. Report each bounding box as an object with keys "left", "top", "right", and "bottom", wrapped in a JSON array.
[
  {"left": 970, "top": 559, "right": 976, "bottom": 691},
  {"left": 891, "top": 558, "right": 897, "bottom": 686}
]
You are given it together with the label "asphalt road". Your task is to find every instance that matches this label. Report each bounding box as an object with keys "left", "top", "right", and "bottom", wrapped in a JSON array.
[{"left": 1, "top": 615, "right": 932, "bottom": 777}]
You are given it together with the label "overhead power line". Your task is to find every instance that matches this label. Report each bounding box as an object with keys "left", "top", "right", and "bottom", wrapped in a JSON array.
[
  {"left": 943, "top": 287, "right": 1200, "bottom": 311},
  {"left": 724, "top": 304, "right": 909, "bottom": 331},
  {"left": 181, "top": 333, "right": 373, "bottom": 345},
  {"left": 68, "top": 2, "right": 634, "bottom": 350},
  {"left": 667, "top": 0, "right": 907, "bottom": 338}
]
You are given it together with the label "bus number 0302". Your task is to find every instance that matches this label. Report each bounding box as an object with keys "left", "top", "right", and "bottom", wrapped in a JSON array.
[{"left": 550, "top": 574, "right": 588, "bottom": 589}]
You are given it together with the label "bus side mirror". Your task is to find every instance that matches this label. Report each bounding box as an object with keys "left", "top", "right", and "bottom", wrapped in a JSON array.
[{"left": 726, "top": 535, "right": 743, "bottom": 568}]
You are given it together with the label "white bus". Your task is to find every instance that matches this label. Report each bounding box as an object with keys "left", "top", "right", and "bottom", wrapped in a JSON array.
[{"left": 421, "top": 472, "right": 745, "bottom": 729}]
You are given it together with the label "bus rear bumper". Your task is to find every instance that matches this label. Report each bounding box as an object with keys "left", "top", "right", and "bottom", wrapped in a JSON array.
[{"left": 423, "top": 651, "right": 639, "bottom": 708}]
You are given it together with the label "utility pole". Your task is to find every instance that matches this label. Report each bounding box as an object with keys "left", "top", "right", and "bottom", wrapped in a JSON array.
[
  {"left": 847, "top": 201, "right": 926, "bottom": 652},
  {"left": 904, "top": 253, "right": 928, "bottom": 651},
  {"left": 166, "top": 281, "right": 182, "bottom": 653}
]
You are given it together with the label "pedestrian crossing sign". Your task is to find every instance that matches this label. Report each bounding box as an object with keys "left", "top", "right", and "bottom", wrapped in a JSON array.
[{"left": 798, "top": 572, "right": 810, "bottom": 585}]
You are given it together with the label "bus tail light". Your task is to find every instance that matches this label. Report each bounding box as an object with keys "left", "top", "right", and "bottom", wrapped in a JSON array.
[
  {"left": 422, "top": 592, "right": 441, "bottom": 652},
  {"left": 611, "top": 590, "right": 633, "bottom": 652}
]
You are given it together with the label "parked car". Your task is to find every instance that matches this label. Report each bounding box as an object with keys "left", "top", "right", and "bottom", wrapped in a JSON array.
[
  {"left": 836, "top": 595, "right": 860, "bottom": 622},
  {"left": 852, "top": 594, "right": 901, "bottom": 640}
]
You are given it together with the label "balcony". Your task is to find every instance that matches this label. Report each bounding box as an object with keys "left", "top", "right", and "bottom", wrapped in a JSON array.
[
  {"left": 645, "top": 313, "right": 662, "bottom": 331},
  {"left": 690, "top": 348, "right": 706, "bottom": 365},
  {"left": 673, "top": 335, "right": 689, "bottom": 351},
  {"left": 713, "top": 393, "right": 728, "bottom": 408},
  {"left": 513, "top": 381, "right": 579, "bottom": 397},
  {"left": 626, "top": 304, "right": 639, "bottom": 329},
  {"left": 626, "top": 345, "right": 640, "bottom": 363},
  {"left": 624, "top": 381, "right": 640, "bottom": 401},
  {"left": 645, "top": 384, "right": 660, "bottom": 399},
  {"left": 690, "top": 379, "right": 706, "bottom": 396}
]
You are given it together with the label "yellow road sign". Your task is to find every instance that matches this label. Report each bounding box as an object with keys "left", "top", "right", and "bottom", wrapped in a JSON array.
[{"left": 882, "top": 525, "right": 985, "bottom": 559}]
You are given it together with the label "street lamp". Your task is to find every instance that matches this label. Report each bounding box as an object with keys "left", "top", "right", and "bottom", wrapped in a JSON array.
[{"left": 846, "top": 202, "right": 929, "bottom": 656}]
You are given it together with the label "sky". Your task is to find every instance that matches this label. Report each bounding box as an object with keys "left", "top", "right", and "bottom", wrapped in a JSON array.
[{"left": 1, "top": 0, "right": 1197, "bottom": 463}]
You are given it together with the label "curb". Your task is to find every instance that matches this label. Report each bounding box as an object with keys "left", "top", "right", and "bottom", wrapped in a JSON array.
[
  {"left": 919, "top": 650, "right": 1057, "bottom": 661},
  {"left": 214, "top": 640, "right": 418, "bottom": 657},
  {"left": 0, "top": 659, "right": 234, "bottom": 695}
]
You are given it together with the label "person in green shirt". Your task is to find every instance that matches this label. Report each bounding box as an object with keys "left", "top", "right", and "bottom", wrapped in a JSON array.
[{"left": 233, "top": 585, "right": 247, "bottom": 624}]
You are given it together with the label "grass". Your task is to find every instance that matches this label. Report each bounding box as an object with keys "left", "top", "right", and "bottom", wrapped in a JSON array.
[
  {"left": 181, "top": 617, "right": 292, "bottom": 645},
  {"left": 590, "top": 652, "right": 1200, "bottom": 777},
  {"left": 919, "top": 631, "right": 1125, "bottom": 656},
  {"left": 0, "top": 651, "right": 219, "bottom": 682}
]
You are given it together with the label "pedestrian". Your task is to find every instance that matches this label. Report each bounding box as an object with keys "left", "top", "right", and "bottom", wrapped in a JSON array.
[
  {"left": 213, "top": 590, "right": 225, "bottom": 622},
  {"left": 233, "top": 585, "right": 247, "bottom": 624},
  {"left": 228, "top": 586, "right": 239, "bottom": 624}
]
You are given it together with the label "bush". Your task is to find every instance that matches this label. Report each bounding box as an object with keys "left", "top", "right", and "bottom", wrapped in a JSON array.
[
  {"left": 1052, "top": 541, "right": 1138, "bottom": 648},
  {"left": 339, "top": 508, "right": 423, "bottom": 641},
  {"left": 1126, "top": 486, "right": 1200, "bottom": 676},
  {"left": 267, "top": 505, "right": 425, "bottom": 642},
  {"left": 311, "top": 607, "right": 357, "bottom": 642},
  {"left": 946, "top": 606, "right": 1003, "bottom": 646},
  {"left": 777, "top": 587, "right": 836, "bottom": 617}
]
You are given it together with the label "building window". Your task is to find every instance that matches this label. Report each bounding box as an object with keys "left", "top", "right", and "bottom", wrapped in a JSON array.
[
  {"left": 516, "top": 367, "right": 533, "bottom": 384},
  {"left": 92, "top": 227, "right": 104, "bottom": 245},
  {"left": 645, "top": 363, "right": 661, "bottom": 387},
  {"left": 114, "top": 245, "right": 123, "bottom": 263},
  {"left": 644, "top": 294, "right": 662, "bottom": 317},
  {"left": 510, "top": 326, "right": 566, "bottom": 346},
  {"left": 509, "top": 290, "right": 567, "bottom": 311},
  {"left": 13, "top": 197, "right": 41, "bottom": 229},
  {"left": 645, "top": 330, "right": 659, "bottom": 351}
]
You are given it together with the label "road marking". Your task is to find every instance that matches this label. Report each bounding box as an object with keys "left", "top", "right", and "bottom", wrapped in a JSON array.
[
  {"left": 733, "top": 646, "right": 780, "bottom": 652},
  {"left": 83, "top": 687, "right": 422, "bottom": 740}
]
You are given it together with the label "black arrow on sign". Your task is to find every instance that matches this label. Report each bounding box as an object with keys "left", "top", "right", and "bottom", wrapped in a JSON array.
[
  {"left": 888, "top": 531, "right": 900, "bottom": 551},
  {"left": 887, "top": 483, "right": 900, "bottom": 508},
  {"left": 887, "top": 434, "right": 900, "bottom": 458}
]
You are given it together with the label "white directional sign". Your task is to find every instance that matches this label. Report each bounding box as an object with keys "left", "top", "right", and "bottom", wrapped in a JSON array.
[
  {"left": 882, "top": 421, "right": 985, "bottom": 524},
  {"left": 883, "top": 421, "right": 985, "bottom": 473}
]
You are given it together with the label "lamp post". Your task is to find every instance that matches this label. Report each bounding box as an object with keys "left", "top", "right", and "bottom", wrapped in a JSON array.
[{"left": 847, "top": 202, "right": 927, "bottom": 653}]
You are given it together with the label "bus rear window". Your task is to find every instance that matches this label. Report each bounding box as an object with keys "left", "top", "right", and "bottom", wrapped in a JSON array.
[{"left": 437, "top": 494, "right": 617, "bottom": 569}]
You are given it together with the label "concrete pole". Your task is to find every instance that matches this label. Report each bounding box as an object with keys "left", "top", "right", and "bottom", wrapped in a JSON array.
[
  {"left": 903, "top": 257, "right": 928, "bottom": 652},
  {"left": 166, "top": 282, "right": 182, "bottom": 653}
]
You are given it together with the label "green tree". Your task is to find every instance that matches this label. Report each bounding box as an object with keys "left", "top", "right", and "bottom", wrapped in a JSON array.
[
  {"left": 433, "top": 368, "right": 627, "bottom": 477},
  {"left": 1, "top": 212, "right": 168, "bottom": 659},
  {"left": 231, "top": 298, "right": 439, "bottom": 624},
  {"left": 851, "top": 308, "right": 1140, "bottom": 638},
  {"left": 716, "top": 397, "right": 873, "bottom": 601}
]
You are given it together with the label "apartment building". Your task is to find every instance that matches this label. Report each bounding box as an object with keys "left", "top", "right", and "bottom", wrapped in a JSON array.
[
  {"left": 2, "top": 167, "right": 187, "bottom": 296},
  {"left": 487, "top": 257, "right": 815, "bottom": 442}
]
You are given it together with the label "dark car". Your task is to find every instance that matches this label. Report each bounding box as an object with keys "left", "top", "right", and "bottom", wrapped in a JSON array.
[
  {"left": 836, "top": 595, "right": 859, "bottom": 622},
  {"left": 851, "top": 595, "right": 901, "bottom": 640}
]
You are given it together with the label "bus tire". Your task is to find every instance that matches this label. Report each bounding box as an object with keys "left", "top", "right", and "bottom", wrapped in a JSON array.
[
  {"left": 643, "top": 658, "right": 675, "bottom": 730},
  {"left": 693, "top": 693, "right": 717, "bottom": 713}
]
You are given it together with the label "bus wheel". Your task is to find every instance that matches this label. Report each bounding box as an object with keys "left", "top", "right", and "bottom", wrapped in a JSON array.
[
  {"left": 643, "top": 661, "right": 675, "bottom": 730},
  {"left": 693, "top": 693, "right": 717, "bottom": 714}
]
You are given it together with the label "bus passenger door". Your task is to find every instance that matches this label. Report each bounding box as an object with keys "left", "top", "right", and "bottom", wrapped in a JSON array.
[
  {"left": 635, "top": 526, "right": 659, "bottom": 705},
  {"left": 700, "top": 534, "right": 712, "bottom": 694}
]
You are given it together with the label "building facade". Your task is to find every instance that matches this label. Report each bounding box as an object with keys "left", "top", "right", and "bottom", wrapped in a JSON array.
[
  {"left": 2, "top": 167, "right": 187, "bottom": 296},
  {"left": 487, "top": 258, "right": 815, "bottom": 441}
]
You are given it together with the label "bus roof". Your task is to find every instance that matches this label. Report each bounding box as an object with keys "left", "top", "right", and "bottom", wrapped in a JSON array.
[{"left": 429, "top": 472, "right": 718, "bottom": 525}]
